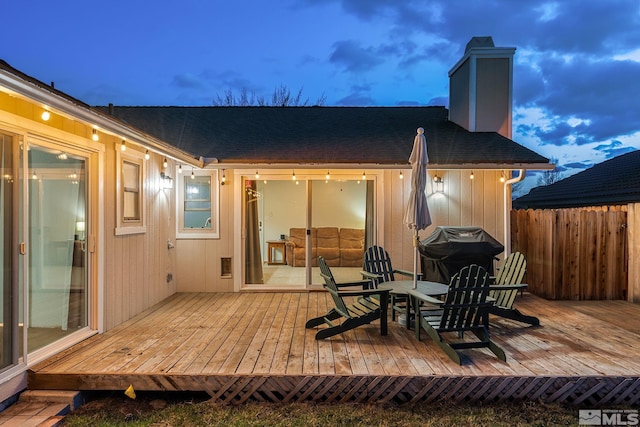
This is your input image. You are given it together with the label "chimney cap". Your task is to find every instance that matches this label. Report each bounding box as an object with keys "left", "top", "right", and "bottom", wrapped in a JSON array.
[{"left": 465, "top": 36, "right": 495, "bottom": 52}]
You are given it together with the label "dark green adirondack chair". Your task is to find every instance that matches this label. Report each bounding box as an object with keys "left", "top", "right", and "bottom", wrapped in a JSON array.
[
  {"left": 361, "top": 245, "right": 418, "bottom": 320},
  {"left": 489, "top": 252, "right": 540, "bottom": 326},
  {"left": 408, "top": 264, "right": 506, "bottom": 365},
  {"left": 306, "top": 256, "right": 390, "bottom": 340}
]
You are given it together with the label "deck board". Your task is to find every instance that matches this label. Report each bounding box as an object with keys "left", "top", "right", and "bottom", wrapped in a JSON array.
[{"left": 28, "top": 292, "right": 640, "bottom": 404}]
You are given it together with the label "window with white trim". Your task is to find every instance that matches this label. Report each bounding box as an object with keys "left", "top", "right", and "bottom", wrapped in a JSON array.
[
  {"left": 115, "top": 148, "right": 146, "bottom": 235},
  {"left": 176, "top": 168, "right": 219, "bottom": 239}
]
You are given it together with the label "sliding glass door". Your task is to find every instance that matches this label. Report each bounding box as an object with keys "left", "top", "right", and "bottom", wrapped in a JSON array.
[
  {"left": 243, "top": 172, "right": 373, "bottom": 289},
  {"left": 1, "top": 132, "right": 19, "bottom": 372},
  {"left": 27, "top": 144, "right": 88, "bottom": 353},
  {"left": 310, "top": 178, "right": 368, "bottom": 286}
]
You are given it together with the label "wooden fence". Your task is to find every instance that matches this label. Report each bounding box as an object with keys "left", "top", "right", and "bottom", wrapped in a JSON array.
[{"left": 511, "top": 206, "right": 628, "bottom": 300}]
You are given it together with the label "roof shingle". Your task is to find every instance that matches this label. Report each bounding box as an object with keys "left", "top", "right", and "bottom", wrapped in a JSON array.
[
  {"left": 513, "top": 150, "right": 640, "bottom": 209},
  {"left": 98, "top": 106, "right": 549, "bottom": 167}
]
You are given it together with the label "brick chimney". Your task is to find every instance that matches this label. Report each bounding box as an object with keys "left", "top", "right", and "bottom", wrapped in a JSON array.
[{"left": 448, "top": 36, "right": 516, "bottom": 138}]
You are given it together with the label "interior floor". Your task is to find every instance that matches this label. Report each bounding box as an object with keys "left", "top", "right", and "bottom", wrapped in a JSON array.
[{"left": 261, "top": 265, "right": 364, "bottom": 286}]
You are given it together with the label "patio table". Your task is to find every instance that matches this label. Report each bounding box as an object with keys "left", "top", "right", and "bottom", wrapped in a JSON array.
[{"left": 378, "top": 280, "right": 449, "bottom": 329}]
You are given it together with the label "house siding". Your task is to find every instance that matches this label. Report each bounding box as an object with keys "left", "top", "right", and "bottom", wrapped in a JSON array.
[
  {"left": 0, "top": 91, "right": 178, "bottom": 332},
  {"left": 476, "top": 57, "right": 511, "bottom": 137},
  {"left": 171, "top": 167, "right": 509, "bottom": 293},
  {"left": 385, "top": 169, "right": 506, "bottom": 272}
]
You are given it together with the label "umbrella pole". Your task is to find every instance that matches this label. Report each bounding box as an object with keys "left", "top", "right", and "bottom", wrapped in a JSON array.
[{"left": 413, "top": 228, "right": 418, "bottom": 289}]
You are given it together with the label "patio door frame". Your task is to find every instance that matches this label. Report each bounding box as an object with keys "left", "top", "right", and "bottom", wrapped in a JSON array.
[
  {"left": 21, "top": 131, "right": 103, "bottom": 367},
  {"left": 0, "top": 117, "right": 104, "bottom": 391},
  {"left": 234, "top": 168, "right": 384, "bottom": 291}
]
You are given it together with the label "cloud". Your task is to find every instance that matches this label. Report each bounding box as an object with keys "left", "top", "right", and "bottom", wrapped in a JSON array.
[
  {"left": 564, "top": 161, "right": 593, "bottom": 170},
  {"left": 172, "top": 73, "right": 206, "bottom": 90},
  {"left": 594, "top": 140, "right": 638, "bottom": 159},
  {"left": 329, "top": 40, "right": 386, "bottom": 72}
]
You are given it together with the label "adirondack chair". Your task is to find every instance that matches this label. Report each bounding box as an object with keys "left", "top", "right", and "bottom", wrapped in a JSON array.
[
  {"left": 361, "top": 245, "right": 419, "bottom": 320},
  {"left": 408, "top": 264, "right": 506, "bottom": 365},
  {"left": 489, "top": 252, "right": 540, "bottom": 326},
  {"left": 306, "top": 256, "right": 390, "bottom": 340}
]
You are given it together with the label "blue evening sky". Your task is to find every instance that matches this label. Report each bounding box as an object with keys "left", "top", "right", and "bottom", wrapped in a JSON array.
[{"left": 2, "top": 0, "right": 639, "bottom": 196}]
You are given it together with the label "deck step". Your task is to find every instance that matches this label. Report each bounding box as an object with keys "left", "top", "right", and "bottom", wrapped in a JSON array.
[{"left": 18, "top": 390, "right": 83, "bottom": 411}]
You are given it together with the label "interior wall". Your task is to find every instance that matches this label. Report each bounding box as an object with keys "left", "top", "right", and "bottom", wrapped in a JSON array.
[
  {"left": 311, "top": 180, "right": 367, "bottom": 228},
  {"left": 259, "top": 180, "right": 306, "bottom": 242}
]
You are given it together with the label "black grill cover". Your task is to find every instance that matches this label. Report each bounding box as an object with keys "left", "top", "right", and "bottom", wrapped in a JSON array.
[{"left": 418, "top": 226, "right": 504, "bottom": 284}]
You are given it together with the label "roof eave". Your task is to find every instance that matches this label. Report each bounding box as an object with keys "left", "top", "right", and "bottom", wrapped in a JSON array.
[
  {"left": 202, "top": 159, "right": 553, "bottom": 170},
  {"left": 0, "top": 64, "right": 203, "bottom": 168}
]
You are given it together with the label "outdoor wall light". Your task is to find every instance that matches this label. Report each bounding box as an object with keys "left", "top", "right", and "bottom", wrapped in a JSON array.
[
  {"left": 433, "top": 175, "right": 444, "bottom": 193},
  {"left": 160, "top": 172, "right": 173, "bottom": 189},
  {"left": 92, "top": 129, "right": 99, "bottom": 141}
]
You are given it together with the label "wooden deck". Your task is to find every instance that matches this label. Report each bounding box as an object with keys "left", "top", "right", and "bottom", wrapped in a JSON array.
[{"left": 29, "top": 292, "right": 640, "bottom": 405}]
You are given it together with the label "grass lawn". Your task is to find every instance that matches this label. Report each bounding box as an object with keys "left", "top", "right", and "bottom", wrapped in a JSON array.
[{"left": 61, "top": 391, "right": 592, "bottom": 426}]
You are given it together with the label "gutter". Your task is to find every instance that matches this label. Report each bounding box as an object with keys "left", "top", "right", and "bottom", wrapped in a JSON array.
[{"left": 503, "top": 169, "right": 526, "bottom": 256}]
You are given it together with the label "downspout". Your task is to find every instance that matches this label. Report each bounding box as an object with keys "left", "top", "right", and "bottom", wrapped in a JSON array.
[{"left": 503, "top": 169, "right": 525, "bottom": 257}]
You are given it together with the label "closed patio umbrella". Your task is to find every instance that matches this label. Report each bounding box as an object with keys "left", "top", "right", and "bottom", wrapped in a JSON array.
[{"left": 403, "top": 127, "right": 432, "bottom": 288}]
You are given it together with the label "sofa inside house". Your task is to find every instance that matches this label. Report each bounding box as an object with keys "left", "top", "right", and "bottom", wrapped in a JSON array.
[{"left": 285, "top": 227, "right": 365, "bottom": 267}]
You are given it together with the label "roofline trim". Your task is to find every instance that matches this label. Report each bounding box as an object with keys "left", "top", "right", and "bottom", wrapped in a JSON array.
[
  {"left": 202, "top": 159, "right": 553, "bottom": 171},
  {"left": 0, "top": 67, "right": 203, "bottom": 168}
]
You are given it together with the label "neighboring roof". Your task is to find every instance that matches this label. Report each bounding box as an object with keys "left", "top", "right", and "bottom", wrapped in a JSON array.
[
  {"left": 97, "top": 106, "right": 550, "bottom": 168},
  {"left": 513, "top": 150, "right": 640, "bottom": 209}
]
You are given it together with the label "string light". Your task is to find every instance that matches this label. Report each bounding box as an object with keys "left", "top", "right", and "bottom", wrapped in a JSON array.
[
  {"left": 120, "top": 140, "right": 126, "bottom": 152},
  {"left": 325, "top": 171, "right": 330, "bottom": 180},
  {"left": 470, "top": 171, "right": 475, "bottom": 180},
  {"left": 399, "top": 171, "right": 404, "bottom": 180},
  {"left": 500, "top": 171, "right": 506, "bottom": 183},
  {"left": 255, "top": 170, "right": 260, "bottom": 179},
  {"left": 41, "top": 110, "right": 50, "bottom": 121},
  {"left": 163, "top": 158, "right": 168, "bottom": 168},
  {"left": 292, "top": 170, "right": 296, "bottom": 181},
  {"left": 92, "top": 129, "right": 99, "bottom": 141},
  {"left": 191, "top": 168, "right": 195, "bottom": 179},
  {"left": 178, "top": 165, "right": 182, "bottom": 173},
  {"left": 32, "top": 170, "right": 37, "bottom": 180},
  {"left": 144, "top": 150, "right": 150, "bottom": 160},
  {"left": 362, "top": 170, "right": 366, "bottom": 180},
  {"left": 221, "top": 170, "right": 226, "bottom": 183}
]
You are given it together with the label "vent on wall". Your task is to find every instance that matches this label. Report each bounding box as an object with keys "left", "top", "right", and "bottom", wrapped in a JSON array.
[{"left": 221, "top": 257, "right": 232, "bottom": 278}]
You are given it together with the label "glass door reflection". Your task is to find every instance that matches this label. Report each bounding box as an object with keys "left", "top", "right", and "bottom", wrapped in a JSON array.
[{"left": 27, "top": 146, "right": 88, "bottom": 353}]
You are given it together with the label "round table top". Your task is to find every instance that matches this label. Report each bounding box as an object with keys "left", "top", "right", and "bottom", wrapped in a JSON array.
[{"left": 378, "top": 280, "right": 449, "bottom": 296}]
